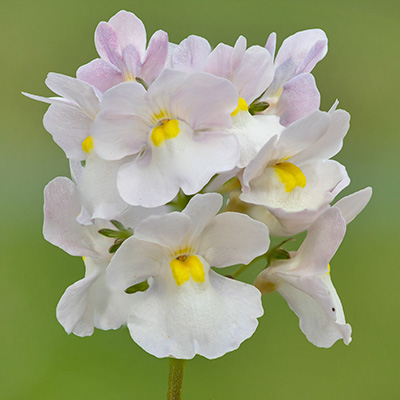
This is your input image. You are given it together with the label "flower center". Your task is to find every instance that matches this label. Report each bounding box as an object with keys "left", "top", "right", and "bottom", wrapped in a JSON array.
[
  {"left": 151, "top": 118, "right": 180, "bottom": 147},
  {"left": 170, "top": 254, "right": 205, "bottom": 286},
  {"left": 273, "top": 162, "right": 306, "bottom": 193}
]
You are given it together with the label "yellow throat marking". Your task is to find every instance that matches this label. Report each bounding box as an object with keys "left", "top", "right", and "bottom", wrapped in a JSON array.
[
  {"left": 170, "top": 255, "right": 205, "bottom": 286},
  {"left": 231, "top": 97, "right": 248, "bottom": 116},
  {"left": 151, "top": 119, "right": 180, "bottom": 147},
  {"left": 82, "top": 136, "right": 94, "bottom": 153},
  {"left": 273, "top": 162, "right": 306, "bottom": 193}
]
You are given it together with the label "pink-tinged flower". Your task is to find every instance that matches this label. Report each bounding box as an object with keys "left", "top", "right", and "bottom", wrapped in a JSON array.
[
  {"left": 240, "top": 107, "right": 350, "bottom": 236},
  {"left": 255, "top": 207, "right": 351, "bottom": 348},
  {"left": 259, "top": 29, "right": 328, "bottom": 126},
  {"left": 77, "top": 10, "right": 168, "bottom": 92},
  {"left": 106, "top": 193, "right": 269, "bottom": 359},
  {"left": 204, "top": 35, "right": 274, "bottom": 105},
  {"left": 167, "top": 35, "right": 212, "bottom": 73},
  {"left": 92, "top": 69, "right": 240, "bottom": 207},
  {"left": 44, "top": 176, "right": 165, "bottom": 336},
  {"left": 202, "top": 36, "right": 281, "bottom": 168},
  {"left": 23, "top": 73, "right": 100, "bottom": 161},
  {"left": 24, "top": 72, "right": 134, "bottom": 220}
]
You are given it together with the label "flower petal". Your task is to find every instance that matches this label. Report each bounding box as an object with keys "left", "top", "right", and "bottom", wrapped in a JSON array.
[
  {"left": 199, "top": 212, "right": 270, "bottom": 267},
  {"left": 43, "top": 177, "right": 100, "bottom": 257},
  {"left": 277, "top": 277, "right": 351, "bottom": 347},
  {"left": 77, "top": 58, "right": 123, "bottom": 93},
  {"left": 126, "top": 267, "right": 263, "bottom": 359},
  {"left": 275, "top": 29, "right": 328, "bottom": 74},
  {"left": 140, "top": 30, "right": 169, "bottom": 83},
  {"left": 170, "top": 35, "right": 211, "bottom": 72},
  {"left": 275, "top": 73, "right": 320, "bottom": 126},
  {"left": 108, "top": 10, "right": 146, "bottom": 56},
  {"left": 334, "top": 187, "right": 372, "bottom": 224}
]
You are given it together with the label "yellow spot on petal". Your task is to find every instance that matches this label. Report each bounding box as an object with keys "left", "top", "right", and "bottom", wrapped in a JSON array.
[
  {"left": 82, "top": 136, "right": 94, "bottom": 154},
  {"left": 170, "top": 255, "right": 205, "bottom": 286},
  {"left": 273, "top": 162, "right": 306, "bottom": 193},
  {"left": 150, "top": 119, "right": 180, "bottom": 147},
  {"left": 82, "top": 256, "right": 86, "bottom": 262},
  {"left": 231, "top": 97, "right": 248, "bottom": 116}
]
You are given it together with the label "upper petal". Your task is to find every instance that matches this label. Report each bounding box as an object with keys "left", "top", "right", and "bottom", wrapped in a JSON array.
[{"left": 198, "top": 212, "right": 270, "bottom": 267}]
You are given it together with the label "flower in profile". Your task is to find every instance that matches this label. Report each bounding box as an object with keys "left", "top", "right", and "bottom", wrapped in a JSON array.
[
  {"left": 44, "top": 176, "right": 164, "bottom": 336},
  {"left": 259, "top": 29, "right": 328, "bottom": 126},
  {"left": 92, "top": 69, "right": 240, "bottom": 207},
  {"left": 106, "top": 193, "right": 270, "bottom": 359},
  {"left": 77, "top": 10, "right": 169, "bottom": 92},
  {"left": 255, "top": 207, "right": 351, "bottom": 347}
]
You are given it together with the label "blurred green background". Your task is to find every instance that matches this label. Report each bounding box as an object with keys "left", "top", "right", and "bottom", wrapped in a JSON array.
[{"left": 1, "top": 0, "right": 398, "bottom": 398}]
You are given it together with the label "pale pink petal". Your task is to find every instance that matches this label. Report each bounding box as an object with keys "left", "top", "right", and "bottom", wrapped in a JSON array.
[
  {"left": 91, "top": 112, "right": 148, "bottom": 160},
  {"left": 275, "top": 29, "right": 328, "bottom": 73},
  {"left": 121, "top": 45, "right": 141, "bottom": 78},
  {"left": 100, "top": 81, "right": 147, "bottom": 115},
  {"left": 204, "top": 43, "right": 233, "bottom": 77},
  {"left": 230, "top": 36, "right": 247, "bottom": 72},
  {"left": 108, "top": 10, "right": 147, "bottom": 57},
  {"left": 43, "top": 177, "right": 100, "bottom": 257},
  {"left": 275, "top": 73, "right": 320, "bottom": 126},
  {"left": 94, "top": 21, "right": 122, "bottom": 65},
  {"left": 45, "top": 73, "right": 99, "bottom": 117},
  {"left": 295, "top": 207, "right": 346, "bottom": 271},
  {"left": 334, "top": 187, "right": 372, "bottom": 224},
  {"left": 172, "top": 72, "right": 238, "bottom": 131},
  {"left": 77, "top": 59, "right": 123, "bottom": 93},
  {"left": 232, "top": 45, "right": 274, "bottom": 103},
  {"left": 265, "top": 32, "right": 276, "bottom": 58},
  {"left": 171, "top": 35, "right": 211, "bottom": 72},
  {"left": 140, "top": 30, "right": 169, "bottom": 83}
]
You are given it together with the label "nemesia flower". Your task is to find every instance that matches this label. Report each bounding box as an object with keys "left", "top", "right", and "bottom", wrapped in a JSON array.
[
  {"left": 23, "top": 73, "right": 100, "bottom": 161},
  {"left": 254, "top": 207, "right": 351, "bottom": 347},
  {"left": 169, "top": 34, "right": 282, "bottom": 168},
  {"left": 44, "top": 176, "right": 165, "bottom": 336},
  {"left": 77, "top": 10, "right": 169, "bottom": 92},
  {"left": 106, "top": 193, "right": 269, "bottom": 359},
  {"left": 240, "top": 107, "right": 350, "bottom": 236},
  {"left": 92, "top": 69, "right": 240, "bottom": 207},
  {"left": 204, "top": 36, "right": 282, "bottom": 168},
  {"left": 259, "top": 29, "right": 328, "bottom": 126}
]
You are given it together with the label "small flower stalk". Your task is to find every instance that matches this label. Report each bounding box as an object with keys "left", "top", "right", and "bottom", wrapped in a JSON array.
[{"left": 26, "top": 10, "right": 372, "bottom": 398}]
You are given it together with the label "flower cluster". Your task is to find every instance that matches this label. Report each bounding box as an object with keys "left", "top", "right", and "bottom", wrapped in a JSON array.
[{"left": 27, "top": 11, "right": 371, "bottom": 359}]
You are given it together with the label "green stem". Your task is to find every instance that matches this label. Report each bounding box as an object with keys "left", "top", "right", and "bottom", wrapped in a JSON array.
[{"left": 167, "top": 358, "right": 186, "bottom": 400}]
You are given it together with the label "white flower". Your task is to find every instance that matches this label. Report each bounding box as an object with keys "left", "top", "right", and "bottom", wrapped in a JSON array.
[
  {"left": 255, "top": 207, "right": 351, "bottom": 347},
  {"left": 44, "top": 176, "right": 164, "bottom": 336},
  {"left": 92, "top": 69, "right": 240, "bottom": 207},
  {"left": 240, "top": 107, "right": 350, "bottom": 235},
  {"left": 23, "top": 73, "right": 100, "bottom": 161},
  {"left": 106, "top": 193, "right": 270, "bottom": 359}
]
